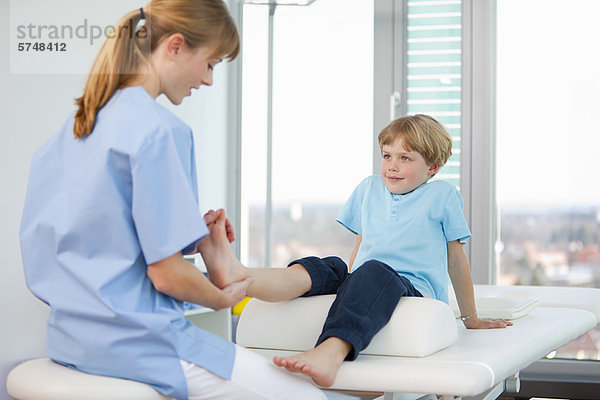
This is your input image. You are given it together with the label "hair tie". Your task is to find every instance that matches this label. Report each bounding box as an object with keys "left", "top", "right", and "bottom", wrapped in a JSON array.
[{"left": 139, "top": 7, "right": 146, "bottom": 20}]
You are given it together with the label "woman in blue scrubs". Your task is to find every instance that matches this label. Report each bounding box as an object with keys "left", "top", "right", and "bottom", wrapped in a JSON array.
[{"left": 19, "top": 1, "right": 326, "bottom": 399}]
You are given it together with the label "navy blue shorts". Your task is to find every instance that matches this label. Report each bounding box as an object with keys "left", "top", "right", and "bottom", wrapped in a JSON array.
[{"left": 288, "top": 256, "right": 422, "bottom": 360}]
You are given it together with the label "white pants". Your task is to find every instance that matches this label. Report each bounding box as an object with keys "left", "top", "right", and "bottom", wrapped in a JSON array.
[{"left": 181, "top": 345, "right": 327, "bottom": 400}]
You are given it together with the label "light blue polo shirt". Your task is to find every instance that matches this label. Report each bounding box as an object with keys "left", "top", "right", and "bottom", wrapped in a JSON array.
[
  {"left": 19, "top": 86, "right": 235, "bottom": 400},
  {"left": 337, "top": 175, "right": 471, "bottom": 303}
]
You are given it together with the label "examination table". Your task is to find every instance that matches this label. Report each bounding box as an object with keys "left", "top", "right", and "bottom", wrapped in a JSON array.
[{"left": 236, "top": 285, "right": 600, "bottom": 400}]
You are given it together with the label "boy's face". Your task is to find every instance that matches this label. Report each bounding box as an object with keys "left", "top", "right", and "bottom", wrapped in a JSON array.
[{"left": 380, "top": 138, "right": 439, "bottom": 195}]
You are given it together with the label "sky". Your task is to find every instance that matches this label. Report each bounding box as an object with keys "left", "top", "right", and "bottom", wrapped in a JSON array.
[
  {"left": 496, "top": 0, "right": 600, "bottom": 207},
  {"left": 240, "top": 0, "right": 374, "bottom": 205}
]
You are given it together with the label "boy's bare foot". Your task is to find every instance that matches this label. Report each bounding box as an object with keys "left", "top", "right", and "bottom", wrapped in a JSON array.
[
  {"left": 198, "top": 209, "right": 247, "bottom": 289},
  {"left": 273, "top": 338, "right": 352, "bottom": 387},
  {"left": 204, "top": 209, "right": 235, "bottom": 243}
]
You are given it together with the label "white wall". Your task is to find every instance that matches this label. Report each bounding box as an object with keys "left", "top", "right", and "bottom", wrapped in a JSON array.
[
  {"left": 1, "top": 2, "right": 75, "bottom": 397},
  {"left": 0, "top": 1, "right": 232, "bottom": 397},
  {"left": 158, "top": 69, "right": 230, "bottom": 212}
]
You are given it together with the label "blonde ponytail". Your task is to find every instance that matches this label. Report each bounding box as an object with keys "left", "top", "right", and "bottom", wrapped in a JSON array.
[
  {"left": 74, "top": 10, "right": 148, "bottom": 138},
  {"left": 73, "top": 0, "right": 240, "bottom": 138}
]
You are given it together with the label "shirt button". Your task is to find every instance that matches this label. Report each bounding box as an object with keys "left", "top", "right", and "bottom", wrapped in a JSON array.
[{"left": 394, "top": 198, "right": 399, "bottom": 201}]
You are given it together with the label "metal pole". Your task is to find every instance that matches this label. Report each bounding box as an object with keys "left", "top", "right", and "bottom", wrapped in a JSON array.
[{"left": 265, "top": 3, "right": 276, "bottom": 267}]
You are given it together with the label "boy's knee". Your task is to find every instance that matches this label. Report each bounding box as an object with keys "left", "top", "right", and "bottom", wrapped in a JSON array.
[
  {"left": 323, "top": 256, "right": 346, "bottom": 271},
  {"left": 358, "top": 259, "right": 395, "bottom": 276},
  {"left": 322, "top": 256, "right": 349, "bottom": 280},
  {"left": 323, "top": 256, "right": 344, "bottom": 264}
]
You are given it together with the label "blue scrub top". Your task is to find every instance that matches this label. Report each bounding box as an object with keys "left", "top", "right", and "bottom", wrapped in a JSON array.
[
  {"left": 337, "top": 175, "right": 471, "bottom": 303},
  {"left": 19, "top": 86, "right": 236, "bottom": 400}
]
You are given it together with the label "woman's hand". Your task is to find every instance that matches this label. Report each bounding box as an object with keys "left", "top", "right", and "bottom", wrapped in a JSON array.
[{"left": 218, "top": 277, "right": 254, "bottom": 309}]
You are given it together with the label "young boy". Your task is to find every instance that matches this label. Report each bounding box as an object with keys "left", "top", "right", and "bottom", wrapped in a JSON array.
[{"left": 200, "top": 114, "right": 511, "bottom": 389}]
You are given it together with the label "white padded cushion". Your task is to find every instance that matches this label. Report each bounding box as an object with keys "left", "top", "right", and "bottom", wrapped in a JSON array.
[
  {"left": 7, "top": 358, "right": 169, "bottom": 400},
  {"left": 237, "top": 295, "right": 458, "bottom": 358}
]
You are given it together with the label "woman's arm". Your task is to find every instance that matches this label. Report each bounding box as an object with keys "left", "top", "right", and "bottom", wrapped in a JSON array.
[
  {"left": 347, "top": 234, "right": 362, "bottom": 272},
  {"left": 147, "top": 252, "right": 252, "bottom": 310},
  {"left": 447, "top": 240, "right": 512, "bottom": 329}
]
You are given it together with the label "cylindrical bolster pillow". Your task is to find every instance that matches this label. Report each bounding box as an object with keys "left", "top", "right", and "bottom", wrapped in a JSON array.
[{"left": 237, "top": 295, "right": 458, "bottom": 358}]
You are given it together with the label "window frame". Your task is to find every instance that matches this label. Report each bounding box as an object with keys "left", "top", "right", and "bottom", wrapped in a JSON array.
[
  {"left": 228, "top": 0, "right": 244, "bottom": 259},
  {"left": 231, "top": 0, "right": 600, "bottom": 390},
  {"left": 231, "top": 0, "right": 376, "bottom": 264},
  {"left": 462, "top": 0, "right": 496, "bottom": 284},
  {"left": 465, "top": 0, "right": 600, "bottom": 388}
]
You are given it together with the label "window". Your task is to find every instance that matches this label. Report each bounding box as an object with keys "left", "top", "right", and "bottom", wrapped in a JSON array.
[
  {"left": 240, "top": 0, "right": 374, "bottom": 268},
  {"left": 495, "top": 0, "right": 600, "bottom": 361}
]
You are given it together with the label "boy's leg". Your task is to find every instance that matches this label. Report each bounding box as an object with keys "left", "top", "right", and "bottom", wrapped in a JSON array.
[
  {"left": 241, "top": 255, "right": 347, "bottom": 302},
  {"left": 199, "top": 211, "right": 322, "bottom": 302},
  {"left": 270, "top": 256, "right": 351, "bottom": 387},
  {"left": 318, "top": 260, "right": 422, "bottom": 360},
  {"left": 292, "top": 256, "right": 350, "bottom": 296},
  {"left": 275, "top": 260, "right": 421, "bottom": 387},
  {"left": 244, "top": 264, "right": 312, "bottom": 302},
  {"left": 246, "top": 255, "right": 349, "bottom": 302}
]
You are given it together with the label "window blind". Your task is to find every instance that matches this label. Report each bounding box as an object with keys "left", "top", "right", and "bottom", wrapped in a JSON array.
[{"left": 406, "top": 0, "right": 462, "bottom": 188}]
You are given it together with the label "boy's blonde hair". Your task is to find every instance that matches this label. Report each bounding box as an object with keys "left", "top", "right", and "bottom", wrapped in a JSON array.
[{"left": 378, "top": 114, "right": 453, "bottom": 174}]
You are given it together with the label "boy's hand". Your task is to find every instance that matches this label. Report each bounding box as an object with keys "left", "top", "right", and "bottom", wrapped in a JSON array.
[{"left": 464, "top": 316, "right": 513, "bottom": 329}]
